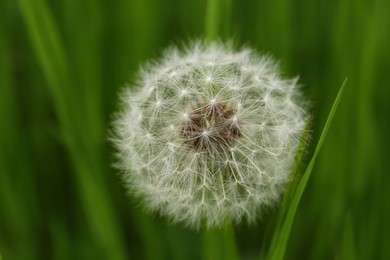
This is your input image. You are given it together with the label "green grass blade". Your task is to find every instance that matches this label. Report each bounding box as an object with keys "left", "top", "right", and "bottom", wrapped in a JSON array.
[
  {"left": 260, "top": 116, "right": 312, "bottom": 258},
  {"left": 339, "top": 213, "right": 356, "bottom": 259},
  {"left": 16, "top": 0, "right": 128, "bottom": 258},
  {"left": 267, "top": 78, "right": 348, "bottom": 260},
  {"left": 279, "top": 116, "right": 313, "bottom": 212},
  {"left": 16, "top": 0, "right": 75, "bottom": 131}
]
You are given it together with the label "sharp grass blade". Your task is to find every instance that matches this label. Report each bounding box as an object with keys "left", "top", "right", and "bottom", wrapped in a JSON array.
[
  {"left": 280, "top": 116, "right": 313, "bottom": 213},
  {"left": 260, "top": 116, "right": 312, "bottom": 258},
  {"left": 267, "top": 78, "right": 348, "bottom": 260}
]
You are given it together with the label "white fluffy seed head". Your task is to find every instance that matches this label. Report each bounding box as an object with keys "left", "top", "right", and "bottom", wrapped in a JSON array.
[{"left": 112, "top": 41, "right": 308, "bottom": 229}]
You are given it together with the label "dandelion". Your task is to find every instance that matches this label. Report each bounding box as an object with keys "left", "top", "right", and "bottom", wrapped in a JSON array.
[{"left": 112, "top": 41, "right": 308, "bottom": 229}]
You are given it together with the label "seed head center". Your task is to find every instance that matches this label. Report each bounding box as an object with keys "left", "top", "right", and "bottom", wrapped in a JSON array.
[{"left": 180, "top": 102, "right": 241, "bottom": 154}]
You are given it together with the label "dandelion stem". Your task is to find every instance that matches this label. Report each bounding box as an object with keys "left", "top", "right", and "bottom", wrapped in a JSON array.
[
  {"left": 205, "top": 0, "right": 231, "bottom": 40},
  {"left": 202, "top": 224, "right": 239, "bottom": 260}
]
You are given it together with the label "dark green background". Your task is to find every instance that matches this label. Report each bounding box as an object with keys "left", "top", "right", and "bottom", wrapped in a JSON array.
[{"left": 0, "top": 0, "right": 389, "bottom": 259}]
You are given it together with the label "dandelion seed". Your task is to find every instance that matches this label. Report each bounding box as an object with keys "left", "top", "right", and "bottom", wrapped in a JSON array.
[{"left": 112, "top": 41, "right": 308, "bottom": 229}]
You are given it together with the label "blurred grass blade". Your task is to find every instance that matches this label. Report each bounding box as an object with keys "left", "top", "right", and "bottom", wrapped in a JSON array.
[
  {"left": 16, "top": 0, "right": 72, "bottom": 126},
  {"left": 339, "top": 213, "right": 356, "bottom": 259},
  {"left": 16, "top": 0, "right": 127, "bottom": 258},
  {"left": 267, "top": 78, "right": 347, "bottom": 260}
]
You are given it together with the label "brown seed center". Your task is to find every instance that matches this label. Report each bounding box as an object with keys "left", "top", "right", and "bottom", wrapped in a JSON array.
[{"left": 180, "top": 102, "right": 241, "bottom": 154}]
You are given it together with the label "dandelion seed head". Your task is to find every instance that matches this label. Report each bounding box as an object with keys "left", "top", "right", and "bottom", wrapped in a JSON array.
[{"left": 112, "top": 41, "right": 308, "bottom": 229}]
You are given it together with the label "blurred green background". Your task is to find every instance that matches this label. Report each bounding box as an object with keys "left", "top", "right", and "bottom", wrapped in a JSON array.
[{"left": 0, "top": 0, "right": 389, "bottom": 259}]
